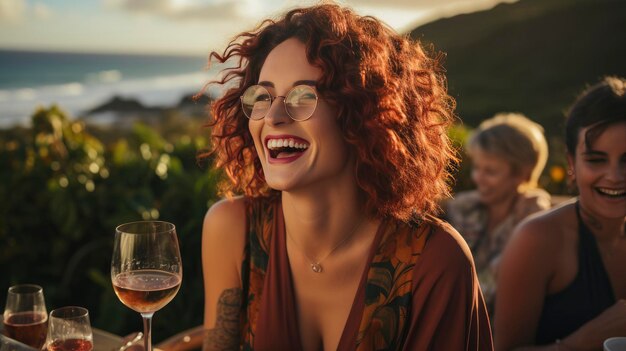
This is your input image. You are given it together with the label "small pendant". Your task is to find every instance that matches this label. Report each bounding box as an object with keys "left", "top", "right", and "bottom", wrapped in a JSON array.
[{"left": 311, "top": 263, "right": 323, "bottom": 273}]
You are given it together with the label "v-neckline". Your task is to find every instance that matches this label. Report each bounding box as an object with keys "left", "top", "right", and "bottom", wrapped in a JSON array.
[{"left": 277, "top": 201, "right": 386, "bottom": 351}]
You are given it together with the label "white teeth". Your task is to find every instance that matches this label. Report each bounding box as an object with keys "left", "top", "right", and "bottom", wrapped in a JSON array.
[
  {"left": 597, "top": 188, "right": 626, "bottom": 196},
  {"left": 266, "top": 138, "right": 309, "bottom": 150}
]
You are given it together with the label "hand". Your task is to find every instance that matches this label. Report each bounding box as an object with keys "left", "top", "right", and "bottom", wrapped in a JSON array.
[{"left": 566, "top": 300, "right": 626, "bottom": 350}]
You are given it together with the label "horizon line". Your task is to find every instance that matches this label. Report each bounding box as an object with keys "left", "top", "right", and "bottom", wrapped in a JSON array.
[{"left": 0, "top": 46, "right": 210, "bottom": 58}]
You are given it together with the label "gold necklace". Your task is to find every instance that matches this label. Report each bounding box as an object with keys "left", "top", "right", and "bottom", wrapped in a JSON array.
[{"left": 286, "top": 216, "right": 366, "bottom": 273}]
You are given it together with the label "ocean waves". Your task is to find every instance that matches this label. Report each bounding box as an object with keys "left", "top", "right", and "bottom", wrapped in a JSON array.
[
  {"left": 0, "top": 49, "right": 222, "bottom": 128},
  {"left": 0, "top": 70, "right": 219, "bottom": 128}
]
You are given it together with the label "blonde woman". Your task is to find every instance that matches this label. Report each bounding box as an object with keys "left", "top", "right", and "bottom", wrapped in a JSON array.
[{"left": 446, "top": 113, "right": 551, "bottom": 313}]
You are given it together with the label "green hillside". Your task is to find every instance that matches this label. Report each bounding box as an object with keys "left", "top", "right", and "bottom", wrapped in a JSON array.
[{"left": 410, "top": 0, "right": 626, "bottom": 136}]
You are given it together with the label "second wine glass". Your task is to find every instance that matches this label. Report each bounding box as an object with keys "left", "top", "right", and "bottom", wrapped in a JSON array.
[
  {"left": 111, "top": 221, "right": 182, "bottom": 351},
  {"left": 2, "top": 284, "right": 48, "bottom": 349},
  {"left": 46, "top": 306, "right": 92, "bottom": 351}
]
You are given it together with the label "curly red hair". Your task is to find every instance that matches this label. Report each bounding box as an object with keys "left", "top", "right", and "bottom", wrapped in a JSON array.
[{"left": 199, "top": 2, "right": 457, "bottom": 221}]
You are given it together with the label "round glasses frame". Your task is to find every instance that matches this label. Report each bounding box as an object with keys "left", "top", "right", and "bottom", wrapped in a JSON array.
[{"left": 240, "top": 84, "right": 319, "bottom": 121}]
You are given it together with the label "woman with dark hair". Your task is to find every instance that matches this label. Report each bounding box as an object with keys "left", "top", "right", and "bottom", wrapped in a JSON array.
[
  {"left": 495, "top": 76, "right": 626, "bottom": 350},
  {"left": 199, "top": 3, "right": 492, "bottom": 350}
]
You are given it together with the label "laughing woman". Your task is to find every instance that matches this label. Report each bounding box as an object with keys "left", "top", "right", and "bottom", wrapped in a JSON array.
[
  {"left": 495, "top": 77, "right": 626, "bottom": 350},
  {"left": 199, "top": 3, "right": 492, "bottom": 350}
]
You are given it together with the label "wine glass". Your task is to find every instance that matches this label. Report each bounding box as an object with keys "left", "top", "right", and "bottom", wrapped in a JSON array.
[
  {"left": 2, "top": 284, "right": 48, "bottom": 349},
  {"left": 45, "top": 306, "right": 92, "bottom": 351},
  {"left": 111, "top": 221, "right": 182, "bottom": 351}
]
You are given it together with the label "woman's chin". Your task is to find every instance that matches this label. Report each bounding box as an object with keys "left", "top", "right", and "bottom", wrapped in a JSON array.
[{"left": 265, "top": 177, "right": 300, "bottom": 192}]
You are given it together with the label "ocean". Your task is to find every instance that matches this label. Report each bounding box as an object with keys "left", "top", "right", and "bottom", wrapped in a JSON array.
[{"left": 0, "top": 50, "right": 222, "bottom": 128}]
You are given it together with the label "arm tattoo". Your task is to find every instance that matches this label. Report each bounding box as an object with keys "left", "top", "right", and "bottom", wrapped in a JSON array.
[{"left": 203, "top": 287, "right": 243, "bottom": 351}]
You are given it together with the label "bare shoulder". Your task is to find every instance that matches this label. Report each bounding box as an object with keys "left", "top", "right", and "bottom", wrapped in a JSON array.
[
  {"left": 205, "top": 196, "right": 247, "bottom": 222},
  {"left": 204, "top": 197, "right": 247, "bottom": 235},
  {"left": 202, "top": 196, "right": 247, "bottom": 331},
  {"left": 511, "top": 200, "right": 576, "bottom": 249},
  {"left": 202, "top": 196, "right": 248, "bottom": 261},
  {"left": 499, "top": 201, "right": 577, "bottom": 282},
  {"left": 495, "top": 201, "right": 576, "bottom": 346}
]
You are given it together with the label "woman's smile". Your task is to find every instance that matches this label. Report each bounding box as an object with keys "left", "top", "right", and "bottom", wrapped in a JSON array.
[
  {"left": 594, "top": 186, "right": 626, "bottom": 198},
  {"left": 265, "top": 134, "right": 310, "bottom": 163}
]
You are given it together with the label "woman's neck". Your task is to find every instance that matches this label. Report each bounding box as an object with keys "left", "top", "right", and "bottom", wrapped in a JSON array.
[
  {"left": 281, "top": 174, "right": 365, "bottom": 257},
  {"left": 578, "top": 201, "right": 626, "bottom": 242}
]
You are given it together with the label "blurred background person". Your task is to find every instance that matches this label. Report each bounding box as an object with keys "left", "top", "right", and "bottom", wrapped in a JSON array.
[
  {"left": 495, "top": 76, "right": 626, "bottom": 350},
  {"left": 446, "top": 113, "right": 551, "bottom": 314}
]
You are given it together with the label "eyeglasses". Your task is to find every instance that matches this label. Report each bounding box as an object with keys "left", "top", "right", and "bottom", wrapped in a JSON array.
[{"left": 240, "top": 84, "right": 318, "bottom": 121}]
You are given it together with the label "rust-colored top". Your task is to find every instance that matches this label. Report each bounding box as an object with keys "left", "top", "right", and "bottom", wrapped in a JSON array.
[{"left": 240, "top": 197, "right": 493, "bottom": 350}]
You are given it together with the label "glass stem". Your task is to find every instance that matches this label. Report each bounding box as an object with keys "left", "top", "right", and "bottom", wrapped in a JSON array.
[{"left": 141, "top": 313, "right": 154, "bottom": 351}]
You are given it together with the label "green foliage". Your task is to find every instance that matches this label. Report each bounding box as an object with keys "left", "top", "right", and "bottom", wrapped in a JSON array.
[
  {"left": 0, "top": 105, "right": 221, "bottom": 340},
  {"left": 447, "top": 124, "right": 473, "bottom": 193}
]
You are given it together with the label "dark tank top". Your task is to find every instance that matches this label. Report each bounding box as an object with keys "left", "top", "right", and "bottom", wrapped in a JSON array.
[{"left": 535, "top": 201, "right": 616, "bottom": 344}]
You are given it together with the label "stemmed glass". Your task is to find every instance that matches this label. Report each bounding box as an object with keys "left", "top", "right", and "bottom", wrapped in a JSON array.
[
  {"left": 111, "top": 221, "right": 182, "bottom": 351},
  {"left": 2, "top": 284, "right": 48, "bottom": 349},
  {"left": 45, "top": 306, "right": 92, "bottom": 351}
]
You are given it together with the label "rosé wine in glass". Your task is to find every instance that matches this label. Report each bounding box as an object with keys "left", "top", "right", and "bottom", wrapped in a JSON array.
[
  {"left": 111, "top": 221, "right": 182, "bottom": 351},
  {"left": 48, "top": 338, "right": 93, "bottom": 351},
  {"left": 45, "top": 306, "right": 93, "bottom": 351},
  {"left": 2, "top": 284, "right": 48, "bottom": 349},
  {"left": 112, "top": 270, "right": 181, "bottom": 313}
]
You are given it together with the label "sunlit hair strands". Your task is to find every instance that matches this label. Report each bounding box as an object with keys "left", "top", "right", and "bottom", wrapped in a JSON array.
[{"left": 198, "top": 2, "right": 458, "bottom": 221}]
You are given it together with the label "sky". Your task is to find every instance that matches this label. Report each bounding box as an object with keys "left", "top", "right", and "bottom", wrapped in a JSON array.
[{"left": 0, "top": 0, "right": 515, "bottom": 55}]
